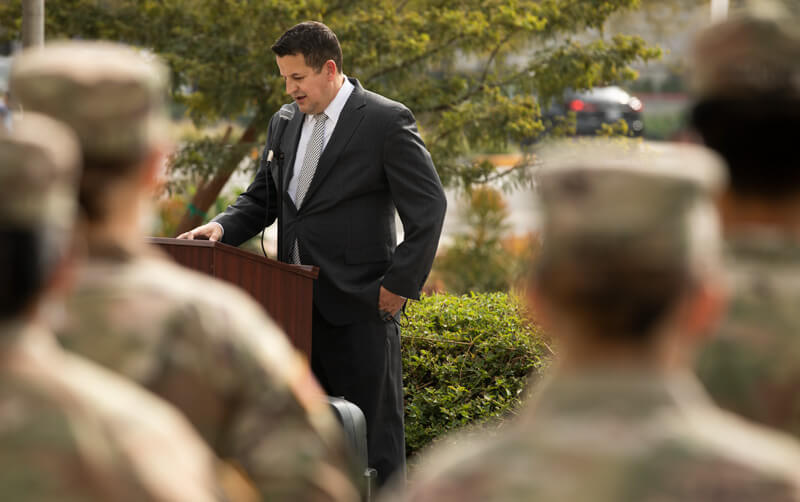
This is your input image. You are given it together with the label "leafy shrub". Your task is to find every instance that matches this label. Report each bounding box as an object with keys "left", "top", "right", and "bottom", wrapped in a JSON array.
[{"left": 402, "top": 292, "right": 552, "bottom": 458}]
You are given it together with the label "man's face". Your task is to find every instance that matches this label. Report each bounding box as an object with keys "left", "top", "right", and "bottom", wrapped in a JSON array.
[{"left": 276, "top": 53, "right": 335, "bottom": 115}]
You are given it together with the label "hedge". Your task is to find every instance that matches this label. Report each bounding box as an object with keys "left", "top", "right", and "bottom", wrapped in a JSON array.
[{"left": 402, "top": 292, "right": 553, "bottom": 458}]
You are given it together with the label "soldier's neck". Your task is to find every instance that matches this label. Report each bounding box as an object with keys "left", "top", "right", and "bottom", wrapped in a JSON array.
[
  {"left": 558, "top": 330, "right": 687, "bottom": 374},
  {"left": 83, "top": 190, "right": 149, "bottom": 252}
]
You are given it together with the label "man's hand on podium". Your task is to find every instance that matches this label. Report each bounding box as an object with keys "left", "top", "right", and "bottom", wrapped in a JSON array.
[{"left": 177, "top": 222, "right": 223, "bottom": 241}]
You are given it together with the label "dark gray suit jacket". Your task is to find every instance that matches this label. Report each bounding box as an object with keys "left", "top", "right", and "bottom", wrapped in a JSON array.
[{"left": 214, "top": 79, "right": 447, "bottom": 325}]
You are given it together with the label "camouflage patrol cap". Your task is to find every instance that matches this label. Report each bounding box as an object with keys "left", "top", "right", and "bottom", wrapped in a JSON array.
[
  {"left": 0, "top": 112, "right": 80, "bottom": 231},
  {"left": 535, "top": 139, "right": 726, "bottom": 276},
  {"left": 691, "top": 0, "right": 800, "bottom": 98},
  {"left": 9, "top": 41, "right": 169, "bottom": 163}
]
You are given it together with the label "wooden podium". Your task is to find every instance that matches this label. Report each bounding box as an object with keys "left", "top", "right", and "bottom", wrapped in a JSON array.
[{"left": 147, "top": 237, "right": 318, "bottom": 358}]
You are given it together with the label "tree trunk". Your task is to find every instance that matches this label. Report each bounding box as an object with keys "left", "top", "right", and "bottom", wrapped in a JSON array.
[
  {"left": 710, "top": 0, "right": 729, "bottom": 22},
  {"left": 174, "top": 119, "right": 261, "bottom": 235},
  {"left": 22, "top": 0, "right": 45, "bottom": 47}
]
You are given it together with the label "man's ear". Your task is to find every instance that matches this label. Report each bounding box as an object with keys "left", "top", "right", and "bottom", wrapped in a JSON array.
[{"left": 325, "top": 60, "right": 337, "bottom": 79}]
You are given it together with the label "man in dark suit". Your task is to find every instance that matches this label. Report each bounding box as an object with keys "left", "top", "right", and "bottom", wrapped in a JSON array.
[{"left": 179, "top": 21, "right": 447, "bottom": 485}]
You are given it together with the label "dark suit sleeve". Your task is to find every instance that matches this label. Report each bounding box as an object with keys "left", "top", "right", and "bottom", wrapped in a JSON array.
[
  {"left": 212, "top": 115, "right": 279, "bottom": 246},
  {"left": 381, "top": 106, "right": 447, "bottom": 299}
]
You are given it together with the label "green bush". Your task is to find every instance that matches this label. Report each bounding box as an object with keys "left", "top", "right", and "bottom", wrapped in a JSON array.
[{"left": 402, "top": 292, "right": 552, "bottom": 458}]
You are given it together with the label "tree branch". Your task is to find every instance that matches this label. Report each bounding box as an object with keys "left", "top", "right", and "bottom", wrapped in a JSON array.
[
  {"left": 322, "top": 0, "right": 351, "bottom": 18},
  {"left": 476, "top": 158, "right": 536, "bottom": 184},
  {"left": 395, "top": 0, "right": 412, "bottom": 13},
  {"left": 416, "top": 34, "right": 542, "bottom": 115},
  {"left": 364, "top": 34, "right": 465, "bottom": 83},
  {"left": 476, "top": 31, "right": 518, "bottom": 91}
]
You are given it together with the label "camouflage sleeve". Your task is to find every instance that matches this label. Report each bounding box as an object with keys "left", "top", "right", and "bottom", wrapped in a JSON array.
[
  {"left": 386, "top": 454, "right": 800, "bottom": 502},
  {"left": 0, "top": 330, "right": 225, "bottom": 502},
  {"left": 621, "top": 456, "right": 800, "bottom": 501},
  {"left": 151, "top": 289, "right": 361, "bottom": 502},
  {"left": 0, "top": 384, "right": 140, "bottom": 502},
  {"left": 58, "top": 259, "right": 360, "bottom": 501},
  {"left": 59, "top": 349, "right": 227, "bottom": 502}
]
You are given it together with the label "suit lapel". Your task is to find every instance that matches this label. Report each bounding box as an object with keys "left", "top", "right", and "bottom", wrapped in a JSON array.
[
  {"left": 300, "top": 79, "right": 367, "bottom": 207},
  {"left": 274, "top": 109, "right": 304, "bottom": 196}
]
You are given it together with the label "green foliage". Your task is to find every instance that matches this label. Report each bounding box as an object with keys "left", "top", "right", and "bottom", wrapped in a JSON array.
[
  {"left": 0, "top": 0, "right": 661, "bottom": 192},
  {"left": 402, "top": 292, "right": 551, "bottom": 457},
  {"left": 434, "top": 187, "right": 538, "bottom": 294},
  {"left": 155, "top": 178, "right": 267, "bottom": 250},
  {"left": 153, "top": 181, "right": 246, "bottom": 236},
  {"left": 0, "top": 2, "right": 20, "bottom": 40},
  {"left": 597, "top": 118, "right": 631, "bottom": 137},
  {"left": 168, "top": 139, "right": 247, "bottom": 186},
  {"left": 167, "top": 136, "right": 257, "bottom": 193}
]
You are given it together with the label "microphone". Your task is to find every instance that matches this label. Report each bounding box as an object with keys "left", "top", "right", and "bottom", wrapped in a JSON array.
[
  {"left": 278, "top": 103, "right": 296, "bottom": 122},
  {"left": 264, "top": 104, "right": 296, "bottom": 164},
  {"left": 260, "top": 104, "right": 295, "bottom": 259}
]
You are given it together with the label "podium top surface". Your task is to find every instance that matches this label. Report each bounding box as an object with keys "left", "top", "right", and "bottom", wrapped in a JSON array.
[{"left": 147, "top": 237, "right": 319, "bottom": 279}]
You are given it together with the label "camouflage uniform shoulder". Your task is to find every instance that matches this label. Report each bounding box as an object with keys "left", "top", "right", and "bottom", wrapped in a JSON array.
[
  {"left": 61, "top": 251, "right": 359, "bottom": 501},
  {"left": 387, "top": 371, "right": 800, "bottom": 502},
  {"left": 625, "top": 373, "right": 800, "bottom": 499},
  {"left": 69, "top": 250, "right": 297, "bottom": 372},
  {"left": 675, "top": 398, "right": 800, "bottom": 481},
  {"left": 0, "top": 322, "right": 222, "bottom": 502},
  {"left": 696, "top": 231, "right": 800, "bottom": 438}
]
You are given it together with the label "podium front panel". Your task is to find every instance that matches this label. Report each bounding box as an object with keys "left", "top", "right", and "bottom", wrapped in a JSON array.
[{"left": 148, "top": 238, "right": 317, "bottom": 358}]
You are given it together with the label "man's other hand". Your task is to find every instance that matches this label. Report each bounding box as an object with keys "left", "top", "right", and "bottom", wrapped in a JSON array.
[
  {"left": 379, "top": 286, "right": 406, "bottom": 319},
  {"left": 176, "top": 222, "right": 223, "bottom": 241}
]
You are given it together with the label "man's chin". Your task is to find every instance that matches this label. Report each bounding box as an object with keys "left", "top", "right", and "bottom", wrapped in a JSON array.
[{"left": 295, "top": 99, "right": 311, "bottom": 113}]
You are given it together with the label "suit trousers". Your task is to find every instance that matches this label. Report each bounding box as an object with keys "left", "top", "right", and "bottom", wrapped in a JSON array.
[{"left": 310, "top": 305, "right": 406, "bottom": 487}]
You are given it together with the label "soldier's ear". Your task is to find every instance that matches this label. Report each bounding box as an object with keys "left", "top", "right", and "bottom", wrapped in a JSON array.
[
  {"left": 36, "top": 233, "right": 82, "bottom": 318},
  {"left": 680, "top": 278, "right": 727, "bottom": 343},
  {"left": 526, "top": 285, "right": 556, "bottom": 336},
  {"left": 139, "top": 144, "right": 172, "bottom": 194}
]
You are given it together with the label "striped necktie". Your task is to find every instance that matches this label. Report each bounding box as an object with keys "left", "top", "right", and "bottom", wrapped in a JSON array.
[{"left": 291, "top": 113, "right": 327, "bottom": 264}]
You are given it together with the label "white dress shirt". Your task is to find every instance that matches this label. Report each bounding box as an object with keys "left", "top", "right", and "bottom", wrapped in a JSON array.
[
  {"left": 288, "top": 77, "right": 355, "bottom": 205},
  {"left": 213, "top": 77, "right": 354, "bottom": 238}
]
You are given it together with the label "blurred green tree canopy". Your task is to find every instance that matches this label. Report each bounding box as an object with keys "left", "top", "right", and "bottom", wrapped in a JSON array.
[{"left": 0, "top": 0, "right": 660, "bottom": 232}]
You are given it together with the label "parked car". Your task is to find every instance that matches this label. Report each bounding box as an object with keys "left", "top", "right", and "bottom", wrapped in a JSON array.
[{"left": 546, "top": 85, "right": 644, "bottom": 137}]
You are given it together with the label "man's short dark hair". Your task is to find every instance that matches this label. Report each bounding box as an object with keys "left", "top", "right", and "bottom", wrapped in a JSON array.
[
  {"left": 271, "top": 21, "right": 343, "bottom": 73},
  {"left": 691, "top": 96, "right": 800, "bottom": 200},
  {"left": 533, "top": 239, "right": 693, "bottom": 341},
  {"left": 79, "top": 155, "right": 144, "bottom": 223},
  {"left": 0, "top": 229, "right": 60, "bottom": 319}
]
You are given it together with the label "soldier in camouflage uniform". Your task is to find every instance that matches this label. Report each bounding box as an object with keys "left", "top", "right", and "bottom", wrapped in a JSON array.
[
  {"left": 382, "top": 140, "right": 800, "bottom": 501},
  {"left": 0, "top": 112, "right": 225, "bottom": 502},
  {"left": 689, "top": 1, "right": 800, "bottom": 439},
  {"left": 9, "top": 41, "right": 360, "bottom": 502}
]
